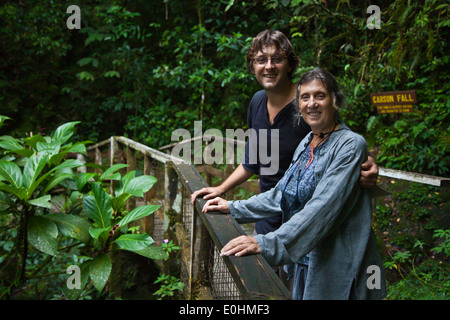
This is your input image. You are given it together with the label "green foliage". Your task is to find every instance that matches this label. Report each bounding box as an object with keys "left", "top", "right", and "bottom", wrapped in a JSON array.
[
  {"left": 383, "top": 234, "right": 450, "bottom": 300},
  {"left": 153, "top": 241, "right": 183, "bottom": 300},
  {"left": 161, "top": 239, "right": 180, "bottom": 258},
  {"left": 432, "top": 229, "right": 450, "bottom": 256},
  {"left": 374, "top": 180, "right": 449, "bottom": 299},
  {"left": 153, "top": 273, "right": 185, "bottom": 300},
  {"left": 2, "top": 1, "right": 447, "bottom": 175},
  {"left": 0, "top": 118, "right": 164, "bottom": 299}
]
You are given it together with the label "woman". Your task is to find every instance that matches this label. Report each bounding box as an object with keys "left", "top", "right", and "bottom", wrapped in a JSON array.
[{"left": 202, "top": 68, "right": 386, "bottom": 300}]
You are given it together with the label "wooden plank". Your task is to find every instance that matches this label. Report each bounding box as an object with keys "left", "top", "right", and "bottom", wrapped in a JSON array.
[
  {"left": 115, "top": 136, "right": 182, "bottom": 164},
  {"left": 379, "top": 166, "right": 450, "bottom": 187},
  {"left": 171, "top": 162, "right": 291, "bottom": 300},
  {"left": 126, "top": 146, "right": 136, "bottom": 212}
]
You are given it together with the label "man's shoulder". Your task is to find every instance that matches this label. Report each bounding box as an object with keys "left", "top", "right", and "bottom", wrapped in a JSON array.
[
  {"left": 247, "top": 90, "right": 267, "bottom": 121},
  {"left": 250, "top": 90, "right": 267, "bottom": 106}
]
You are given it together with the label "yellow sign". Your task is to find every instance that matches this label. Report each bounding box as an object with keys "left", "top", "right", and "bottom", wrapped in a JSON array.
[
  {"left": 376, "top": 105, "right": 414, "bottom": 114},
  {"left": 370, "top": 90, "right": 417, "bottom": 114}
]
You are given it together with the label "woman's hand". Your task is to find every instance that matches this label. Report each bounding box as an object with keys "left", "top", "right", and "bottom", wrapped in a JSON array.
[
  {"left": 202, "top": 197, "right": 230, "bottom": 214},
  {"left": 220, "top": 235, "right": 261, "bottom": 257}
]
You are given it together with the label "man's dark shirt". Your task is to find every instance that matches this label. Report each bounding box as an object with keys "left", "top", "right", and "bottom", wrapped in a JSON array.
[{"left": 242, "top": 90, "right": 311, "bottom": 234}]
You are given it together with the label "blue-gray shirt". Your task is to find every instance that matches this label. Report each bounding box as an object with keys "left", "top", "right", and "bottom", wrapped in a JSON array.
[{"left": 228, "top": 123, "right": 386, "bottom": 300}]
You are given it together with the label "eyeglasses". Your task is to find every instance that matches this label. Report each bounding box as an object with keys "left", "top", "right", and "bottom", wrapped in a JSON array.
[{"left": 253, "top": 56, "right": 286, "bottom": 66}]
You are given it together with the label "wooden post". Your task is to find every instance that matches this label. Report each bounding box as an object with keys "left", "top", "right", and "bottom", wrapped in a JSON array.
[
  {"left": 191, "top": 208, "right": 214, "bottom": 299},
  {"left": 95, "top": 147, "right": 102, "bottom": 173},
  {"left": 109, "top": 137, "right": 117, "bottom": 194},
  {"left": 164, "top": 163, "right": 179, "bottom": 232},
  {"left": 143, "top": 155, "right": 155, "bottom": 235},
  {"left": 126, "top": 146, "right": 136, "bottom": 212},
  {"left": 76, "top": 153, "right": 86, "bottom": 173}
]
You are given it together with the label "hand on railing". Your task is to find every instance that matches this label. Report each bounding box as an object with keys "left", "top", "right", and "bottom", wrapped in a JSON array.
[
  {"left": 201, "top": 197, "right": 230, "bottom": 214},
  {"left": 220, "top": 235, "right": 261, "bottom": 257},
  {"left": 190, "top": 186, "right": 225, "bottom": 204}
]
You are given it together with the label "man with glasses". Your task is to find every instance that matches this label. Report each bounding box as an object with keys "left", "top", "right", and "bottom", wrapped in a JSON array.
[{"left": 191, "top": 30, "right": 378, "bottom": 277}]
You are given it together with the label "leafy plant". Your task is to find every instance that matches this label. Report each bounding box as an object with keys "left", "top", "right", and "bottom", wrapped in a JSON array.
[
  {"left": 432, "top": 229, "right": 450, "bottom": 256},
  {"left": 161, "top": 239, "right": 180, "bottom": 258},
  {"left": 383, "top": 237, "right": 449, "bottom": 300},
  {"left": 153, "top": 273, "right": 185, "bottom": 300},
  {"left": 375, "top": 179, "right": 449, "bottom": 300},
  {"left": 0, "top": 117, "right": 165, "bottom": 299},
  {"left": 65, "top": 166, "right": 165, "bottom": 297}
]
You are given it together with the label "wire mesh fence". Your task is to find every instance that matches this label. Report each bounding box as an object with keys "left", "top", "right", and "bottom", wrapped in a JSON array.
[{"left": 209, "top": 246, "right": 242, "bottom": 300}]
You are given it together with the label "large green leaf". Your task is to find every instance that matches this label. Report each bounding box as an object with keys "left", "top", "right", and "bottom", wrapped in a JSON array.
[
  {"left": 99, "top": 163, "right": 129, "bottom": 181},
  {"left": 45, "top": 213, "right": 91, "bottom": 243},
  {"left": 0, "top": 138, "right": 23, "bottom": 151},
  {"left": 75, "top": 172, "right": 97, "bottom": 192},
  {"left": 51, "top": 121, "right": 80, "bottom": 145},
  {"left": 117, "top": 205, "right": 160, "bottom": 227},
  {"left": 82, "top": 183, "right": 112, "bottom": 228},
  {"left": 36, "top": 140, "right": 61, "bottom": 156},
  {"left": 27, "top": 216, "right": 58, "bottom": 256},
  {"left": 27, "top": 158, "right": 84, "bottom": 198},
  {"left": 42, "top": 172, "right": 74, "bottom": 194},
  {"left": 27, "top": 195, "right": 52, "bottom": 209},
  {"left": 88, "top": 226, "right": 111, "bottom": 240},
  {"left": 89, "top": 253, "right": 112, "bottom": 292},
  {"left": 22, "top": 153, "right": 49, "bottom": 192},
  {"left": 111, "top": 192, "right": 132, "bottom": 213},
  {"left": 132, "top": 244, "right": 167, "bottom": 260},
  {"left": 116, "top": 171, "right": 157, "bottom": 197},
  {"left": 0, "top": 182, "right": 27, "bottom": 200},
  {"left": 0, "top": 160, "right": 23, "bottom": 189},
  {"left": 61, "top": 141, "right": 89, "bottom": 155},
  {"left": 23, "top": 134, "right": 46, "bottom": 150},
  {"left": 114, "top": 233, "right": 155, "bottom": 251},
  {"left": 114, "top": 171, "right": 135, "bottom": 196},
  {"left": 63, "top": 260, "right": 91, "bottom": 300},
  {"left": 126, "top": 175, "right": 158, "bottom": 197}
]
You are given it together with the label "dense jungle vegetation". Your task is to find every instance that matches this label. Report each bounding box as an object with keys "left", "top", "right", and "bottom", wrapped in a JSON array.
[
  {"left": 0, "top": 0, "right": 448, "bottom": 300},
  {"left": 1, "top": 0, "right": 448, "bottom": 176}
]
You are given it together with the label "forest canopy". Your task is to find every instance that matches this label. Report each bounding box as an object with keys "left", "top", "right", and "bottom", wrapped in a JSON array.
[{"left": 1, "top": 0, "right": 449, "bottom": 176}]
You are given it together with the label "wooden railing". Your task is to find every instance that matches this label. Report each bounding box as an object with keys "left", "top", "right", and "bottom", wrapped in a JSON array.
[{"left": 81, "top": 136, "right": 291, "bottom": 300}]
